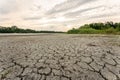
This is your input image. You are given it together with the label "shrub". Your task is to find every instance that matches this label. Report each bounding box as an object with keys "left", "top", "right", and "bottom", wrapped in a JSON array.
[
  {"left": 67, "top": 21, "right": 120, "bottom": 34},
  {"left": 105, "top": 27, "right": 116, "bottom": 34}
]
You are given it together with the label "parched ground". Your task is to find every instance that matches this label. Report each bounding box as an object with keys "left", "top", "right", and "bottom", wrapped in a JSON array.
[{"left": 0, "top": 34, "right": 120, "bottom": 80}]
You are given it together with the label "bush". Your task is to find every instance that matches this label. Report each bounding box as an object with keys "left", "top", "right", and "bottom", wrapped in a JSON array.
[
  {"left": 67, "top": 28, "right": 80, "bottom": 34},
  {"left": 67, "top": 21, "right": 120, "bottom": 34},
  {"left": 0, "top": 26, "right": 64, "bottom": 33},
  {"left": 105, "top": 27, "right": 116, "bottom": 34},
  {"left": 78, "top": 28, "right": 101, "bottom": 34}
]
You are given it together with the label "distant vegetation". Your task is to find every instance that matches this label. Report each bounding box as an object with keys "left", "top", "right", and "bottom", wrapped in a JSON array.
[
  {"left": 67, "top": 21, "right": 120, "bottom": 34},
  {"left": 0, "top": 26, "right": 64, "bottom": 33}
]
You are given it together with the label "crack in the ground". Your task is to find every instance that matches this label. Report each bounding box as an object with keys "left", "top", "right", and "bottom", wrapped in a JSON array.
[{"left": 0, "top": 35, "right": 120, "bottom": 80}]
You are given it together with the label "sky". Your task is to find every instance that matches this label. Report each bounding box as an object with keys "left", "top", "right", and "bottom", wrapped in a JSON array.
[{"left": 0, "top": 0, "right": 120, "bottom": 31}]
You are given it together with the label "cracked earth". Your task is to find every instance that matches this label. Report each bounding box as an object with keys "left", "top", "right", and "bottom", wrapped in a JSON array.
[{"left": 0, "top": 34, "right": 120, "bottom": 80}]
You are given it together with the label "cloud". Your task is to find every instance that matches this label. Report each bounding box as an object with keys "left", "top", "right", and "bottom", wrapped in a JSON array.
[
  {"left": 46, "top": 0, "right": 96, "bottom": 15},
  {"left": 23, "top": 16, "right": 42, "bottom": 20},
  {"left": 64, "top": 5, "right": 103, "bottom": 18},
  {"left": 0, "top": 0, "right": 120, "bottom": 31},
  {"left": 0, "top": 18, "right": 9, "bottom": 22},
  {"left": 0, "top": 0, "right": 18, "bottom": 14},
  {"left": 89, "top": 12, "right": 120, "bottom": 19},
  {"left": 30, "top": 5, "right": 41, "bottom": 11}
]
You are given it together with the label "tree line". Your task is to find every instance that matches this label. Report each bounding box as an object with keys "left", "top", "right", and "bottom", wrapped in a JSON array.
[
  {"left": 0, "top": 26, "right": 64, "bottom": 33},
  {"left": 67, "top": 21, "right": 120, "bottom": 34}
]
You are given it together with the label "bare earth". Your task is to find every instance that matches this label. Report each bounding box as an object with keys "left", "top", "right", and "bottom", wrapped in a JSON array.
[{"left": 0, "top": 34, "right": 120, "bottom": 80}]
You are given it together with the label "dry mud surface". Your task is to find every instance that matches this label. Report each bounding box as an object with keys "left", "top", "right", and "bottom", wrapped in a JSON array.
[{"left": 0, "top": 34, "right": 120, "bottom": 80}]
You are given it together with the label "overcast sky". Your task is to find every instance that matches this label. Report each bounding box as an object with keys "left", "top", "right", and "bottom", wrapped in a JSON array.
[{"left": 0, "top": 0, "right": 120, "bottom": 31}]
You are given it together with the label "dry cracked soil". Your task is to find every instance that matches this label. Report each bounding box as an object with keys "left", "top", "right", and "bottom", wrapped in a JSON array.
[{"left": 0, "top": 34, "right": 120, "bottom": 80}]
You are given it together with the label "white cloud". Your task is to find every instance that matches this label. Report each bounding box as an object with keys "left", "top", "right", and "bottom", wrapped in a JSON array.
[
  {"left": 0, "top": 0, "right": 18, "bottom": 14},
  {"left": 0, "top": 0, "right": 120, "bottom": 31}
]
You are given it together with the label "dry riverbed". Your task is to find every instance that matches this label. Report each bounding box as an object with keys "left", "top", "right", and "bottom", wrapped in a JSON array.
[{"left": 0, "top": 34, "right": 120, "bottom": 80}]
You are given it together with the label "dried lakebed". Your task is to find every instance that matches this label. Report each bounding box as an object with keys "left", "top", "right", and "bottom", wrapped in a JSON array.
[{"left": 0, "top": 34, "right": 120, "bottom": 80}]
